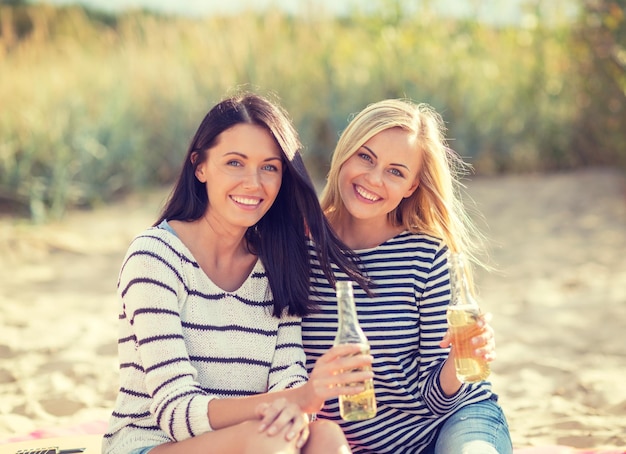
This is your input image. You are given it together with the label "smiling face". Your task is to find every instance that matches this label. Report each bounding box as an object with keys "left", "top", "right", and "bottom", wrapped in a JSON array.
[
  {"left": 194, "top": 123, "right": 283, "bottom": 231},
  {"left": 338, "top": 127, "right": 422, "bottom": 226}
]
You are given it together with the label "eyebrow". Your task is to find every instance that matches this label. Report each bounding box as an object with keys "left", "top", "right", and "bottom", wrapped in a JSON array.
[
  {"left": 361, "top": 145, "right": 411, "bottom": 170},
  {"left": 224, "top": 151, "right": 283, "bottom": 162}
]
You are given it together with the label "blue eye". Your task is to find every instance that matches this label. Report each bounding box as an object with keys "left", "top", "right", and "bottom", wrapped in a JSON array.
[
  {"left": 262, "top": 163, "right": 280, "bottom": 172},
  {"left": 389, "top": 168, "right": 404, "bottom": 177},
  {"left": 226, "top": 160, "right": 243, "bottom": 167},
  {"left": 358, "top": 152, "right": 373, "bottom": 162}
]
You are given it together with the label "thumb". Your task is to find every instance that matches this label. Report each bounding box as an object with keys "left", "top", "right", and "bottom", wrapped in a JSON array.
[
  {"left": 439, "top": 330, "right": 452, "bottom": 348},
  {"left": 255, "top": 402, "right": 270, "bottom": 417}
]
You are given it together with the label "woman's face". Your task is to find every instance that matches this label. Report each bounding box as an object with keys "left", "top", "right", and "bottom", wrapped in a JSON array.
[
  {"left": 338, "top": 127, "right": 422, "bottom": 224},
  {"left": 195, "top": 123, "right": 283, "bottom": 230}
]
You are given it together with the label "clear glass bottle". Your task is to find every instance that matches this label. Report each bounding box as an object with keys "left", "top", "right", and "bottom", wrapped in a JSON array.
[
  {"left": 333, "top": 280, "right": 377, "bottom": 421},
  {"left": 446, "top": 252, "right": 491, "bottom": 383}
]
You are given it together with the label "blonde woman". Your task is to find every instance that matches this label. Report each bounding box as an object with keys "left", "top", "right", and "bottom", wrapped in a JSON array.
[{"left": 303, "top": 99, "right": 512, "bottom": 453}]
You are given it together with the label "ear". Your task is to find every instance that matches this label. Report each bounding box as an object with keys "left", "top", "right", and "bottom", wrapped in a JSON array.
[
  {"left": 403, "top": 179, "right": 419, "bottom": 198},
  {"left": 192, "top": 152, "right": 207, "bottom": 183}
]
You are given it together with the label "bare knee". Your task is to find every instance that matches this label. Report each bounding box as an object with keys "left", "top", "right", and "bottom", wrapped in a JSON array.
[
  {"left": 240, "top": 420, "right": 299, "bottom": 454},
  {"left": 149, "top": 420, "right": 300, "bottom": 454},
  {"left": 303, "top": 419, "right": 351, "bottom": 454}
]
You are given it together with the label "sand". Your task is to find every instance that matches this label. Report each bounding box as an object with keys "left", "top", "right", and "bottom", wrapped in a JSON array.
[{"left": 0, "top": 168, "right": 625, "bottom": 450}]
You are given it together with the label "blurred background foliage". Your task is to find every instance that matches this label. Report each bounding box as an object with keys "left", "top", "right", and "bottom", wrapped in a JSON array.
[{"left": 0, "top": 0, "right": 625, "bottom": 220}]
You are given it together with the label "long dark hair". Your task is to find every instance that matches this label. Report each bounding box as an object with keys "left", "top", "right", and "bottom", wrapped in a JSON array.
[{"left": 156, "top": 92, "right": 368, "bottom": 317}]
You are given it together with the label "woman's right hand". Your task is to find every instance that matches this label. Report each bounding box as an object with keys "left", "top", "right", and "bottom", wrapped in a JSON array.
[
  {"left": 302, "top": 343, "right": 374, "bottom": 412},
  {"left": 256, "top": 397, "right": 310, "bottom": 448}
]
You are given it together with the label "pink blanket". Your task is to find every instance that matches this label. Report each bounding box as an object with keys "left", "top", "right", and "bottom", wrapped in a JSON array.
[{"left": 1, "top": 421, "right": 624, "bottom": 453}]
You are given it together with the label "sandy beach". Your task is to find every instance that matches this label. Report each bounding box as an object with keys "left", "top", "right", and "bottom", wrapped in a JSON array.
[{"left": 0, "top": 168, "right": 625, "bottom": 450}]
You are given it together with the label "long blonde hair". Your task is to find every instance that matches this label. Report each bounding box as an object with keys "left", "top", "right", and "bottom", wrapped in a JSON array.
[{"left": 321, "top": 98, "right": 486, "bottom": 274}]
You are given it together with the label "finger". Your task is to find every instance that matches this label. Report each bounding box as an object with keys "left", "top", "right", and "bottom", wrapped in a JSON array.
[
  {"left": 310, "top": 351, "right": 373, "bottom": 383},
  {"left": 477, "top": 312, "right": 493, "bottom": 329},
  {"left": 257, "top": 399, "right": 286, "bottom": 433},
  {"left": 295, "top": 422, "right": 310, "bottom": 448},
  {"left": 287, "top": 412, "right": 309, "bottom": 443},
  {"left": 321, "top": 344, "right": 368, "bottom": 363},
  {"left": 475, "top": 347, "right": 497, "bottom": 362},
  {"left": 313, "top": 369, "right": 373, "bottom": 394},
  {"left": 266, "top": 404, "right": 301, "bottom": 436}
]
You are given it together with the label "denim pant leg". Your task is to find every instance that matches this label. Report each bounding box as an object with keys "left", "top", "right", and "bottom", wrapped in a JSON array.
[
  {"left": 433, "top": 397, "right": 513, "bottom": 454},
  {"left": 129, "top": 447, "right": 155, "bottom": 454}
]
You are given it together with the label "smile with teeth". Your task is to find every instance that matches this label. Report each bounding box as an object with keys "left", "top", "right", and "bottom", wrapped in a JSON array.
[
  {"left": 355, "top": 184, "right": 381, "bottom": 202},
  {"left": 231, "top": 195, "right": 262, "bottom": 207}
]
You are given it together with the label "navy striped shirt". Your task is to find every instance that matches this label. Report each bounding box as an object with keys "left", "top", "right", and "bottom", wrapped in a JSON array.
[{"left": 302, "top": 231, "right": 492, "bottom": 454}]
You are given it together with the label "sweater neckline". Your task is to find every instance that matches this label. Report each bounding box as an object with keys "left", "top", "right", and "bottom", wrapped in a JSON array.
[{"left": 157, "top": 219, "right": 263, "bottom": 295}]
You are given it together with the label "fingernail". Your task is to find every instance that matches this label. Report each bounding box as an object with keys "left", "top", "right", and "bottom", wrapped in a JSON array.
[{"left": 258, "top": 424, "right": 266, "bottom": 432}]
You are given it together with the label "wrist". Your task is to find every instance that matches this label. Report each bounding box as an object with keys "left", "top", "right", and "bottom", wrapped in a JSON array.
[{"left": 297, "top": 382, "right": 323, "bottom": 413}]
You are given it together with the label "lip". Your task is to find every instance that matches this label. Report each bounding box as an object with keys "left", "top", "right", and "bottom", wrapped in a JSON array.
[
  {"left": 230, "top": 194, "right": 263, "bottom": 210},
  {"left": 354, "top": 184, "right": 381, "bottom": 203}
]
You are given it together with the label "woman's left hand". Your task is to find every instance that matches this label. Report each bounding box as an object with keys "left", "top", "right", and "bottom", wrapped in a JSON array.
[
  {"left": 255, "top": 397, "right": 310, "bottom": 448},
  {"left": 440, "top": 312, "right": 497, "bottom": 362}
]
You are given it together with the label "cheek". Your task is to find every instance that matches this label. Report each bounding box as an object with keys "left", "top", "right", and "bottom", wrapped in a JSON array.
[
  {"left": 262, "top": 174, "right": 283, "bottom": 196},
  {"left": 337, "top": 164, "right": 354, "bottom": 186},
  {"left": 336, "top": 168, "right": 353, "bottom": 197}
]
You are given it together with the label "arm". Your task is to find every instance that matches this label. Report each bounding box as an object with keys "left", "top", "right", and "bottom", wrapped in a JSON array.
[
  {"left": 119, "top": 233, "right": 213, "bottom": 440},
  {"left": 125, "top": 233, "right": 372, "bottom": 438},
  {"left": 416, "top": 245, "right": 470, "bottom": 414},
  {"left": 207, "top": 343, "right": 373, "bottom": 428}
]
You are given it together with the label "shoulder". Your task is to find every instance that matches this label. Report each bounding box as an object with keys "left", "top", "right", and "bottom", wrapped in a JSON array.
[
  {"left": 127, "top": 225, "right": 184, "bottom": 254},
  {"left": 368, "top": 231, "right": 446, "bottom": 259},
  {"left": 121, "top": 225, "right": 193, "bottom": 272},
  {"left": 394, "top": 231, "right": 445, "bottom": 250}
]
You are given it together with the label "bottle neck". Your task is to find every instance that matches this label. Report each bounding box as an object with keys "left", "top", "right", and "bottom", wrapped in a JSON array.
[
  {"left": 335, "top": 281, "right": 367, "bottom": 344},
  {"left": 449, "top": 253, "right": 478, "bottom": 307}
]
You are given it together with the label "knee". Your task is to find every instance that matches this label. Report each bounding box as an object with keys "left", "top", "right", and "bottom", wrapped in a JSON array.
[
  {"left": 238, "top": 420, "right": 299, "bottom": 454},
  {"left": 306, "top": 420, "right": 350, "bottom": 453}
]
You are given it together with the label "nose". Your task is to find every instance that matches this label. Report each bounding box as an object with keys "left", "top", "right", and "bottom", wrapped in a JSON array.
[
  {"left": 242, "top": 170, "right": 261, "bottom": 189},
  {"left": 365, "top": 166, "right": 384, "bottom": 186}
]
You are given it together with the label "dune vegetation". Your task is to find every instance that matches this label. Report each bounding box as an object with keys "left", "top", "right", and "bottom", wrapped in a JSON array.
[{"left": 1, "top": 0, "right": 624, "bottom": 220}]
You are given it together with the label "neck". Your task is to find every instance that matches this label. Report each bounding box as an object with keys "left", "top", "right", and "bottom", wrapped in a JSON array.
[
  {"left": 333, "top": 214, "right": 403, "bottom": 250},
  {"left": 200, "top": 215, "right": 250, "bottom": 259}
]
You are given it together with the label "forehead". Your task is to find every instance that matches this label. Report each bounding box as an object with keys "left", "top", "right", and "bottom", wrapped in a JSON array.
[
  {"left": 361, "top": 127, "right": 421, "bottom": 165},
  {"left": 213, "top": 123, "right": 282, "bottom": 158}
]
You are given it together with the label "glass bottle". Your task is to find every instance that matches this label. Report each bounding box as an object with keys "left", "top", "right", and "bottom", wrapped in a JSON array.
[
  {"left": 446, "top": 252, "right": 491, "bottom": 383},
  {"left": 333, "top": 280, "right": 377, "bottom": 421}
]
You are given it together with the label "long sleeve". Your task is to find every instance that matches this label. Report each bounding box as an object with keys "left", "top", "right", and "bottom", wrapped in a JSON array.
[
  {"left": 117, "top": 232, "right": 213, "bottom": 441},
  {"left": 302, "top": 232, "right": 493, "bottom": 454},
  {"left": 103, "top": 226, "right": 308, "bottom": 454},
  {"left": 118, "top": 232, "right": 211, "bottom": 440},
  {"left": 268, "top": 317, "right": 308, "bottom": 392},
  {"left": 416, "top": 244, "right": 470, "bottom": 414}
]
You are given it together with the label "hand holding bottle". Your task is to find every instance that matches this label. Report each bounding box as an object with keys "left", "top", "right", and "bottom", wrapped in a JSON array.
[
  {"left": 440, "top": 311, "right": 497, "bottom": 364},
  {"left": 446, "top": 252, "right": 492, "bottom": 383},
  {"left": 303, "top": 344, "right": 374, "bottom": 412}
]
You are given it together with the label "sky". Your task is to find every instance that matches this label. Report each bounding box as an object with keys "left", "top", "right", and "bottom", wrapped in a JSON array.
[{"left": 36, "top": 0, "right": 579, "bottom": 26}]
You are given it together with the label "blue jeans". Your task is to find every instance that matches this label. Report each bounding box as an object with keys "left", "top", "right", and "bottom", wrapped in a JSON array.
[
  {"left": 129, "top": 447, "right": 155, "bottom": 454},
  {"left": 424, "top": 396, "right": 513, "bottom": 454}
]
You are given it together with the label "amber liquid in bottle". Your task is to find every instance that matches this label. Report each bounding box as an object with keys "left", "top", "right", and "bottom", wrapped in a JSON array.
[
  {"left": 334, "top": 281, "right": 377, "bottom": 421},
  {"left": 447, "top": 253, "right": 490, "bottom": 383}
]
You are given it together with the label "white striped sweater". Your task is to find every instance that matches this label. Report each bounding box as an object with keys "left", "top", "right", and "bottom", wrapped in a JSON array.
[
  {"left": 302, "top": 231, "right": 493, "bottom": 454},
  {"left": 102, "top": 223, "right": 307, "bottom": 454}
]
